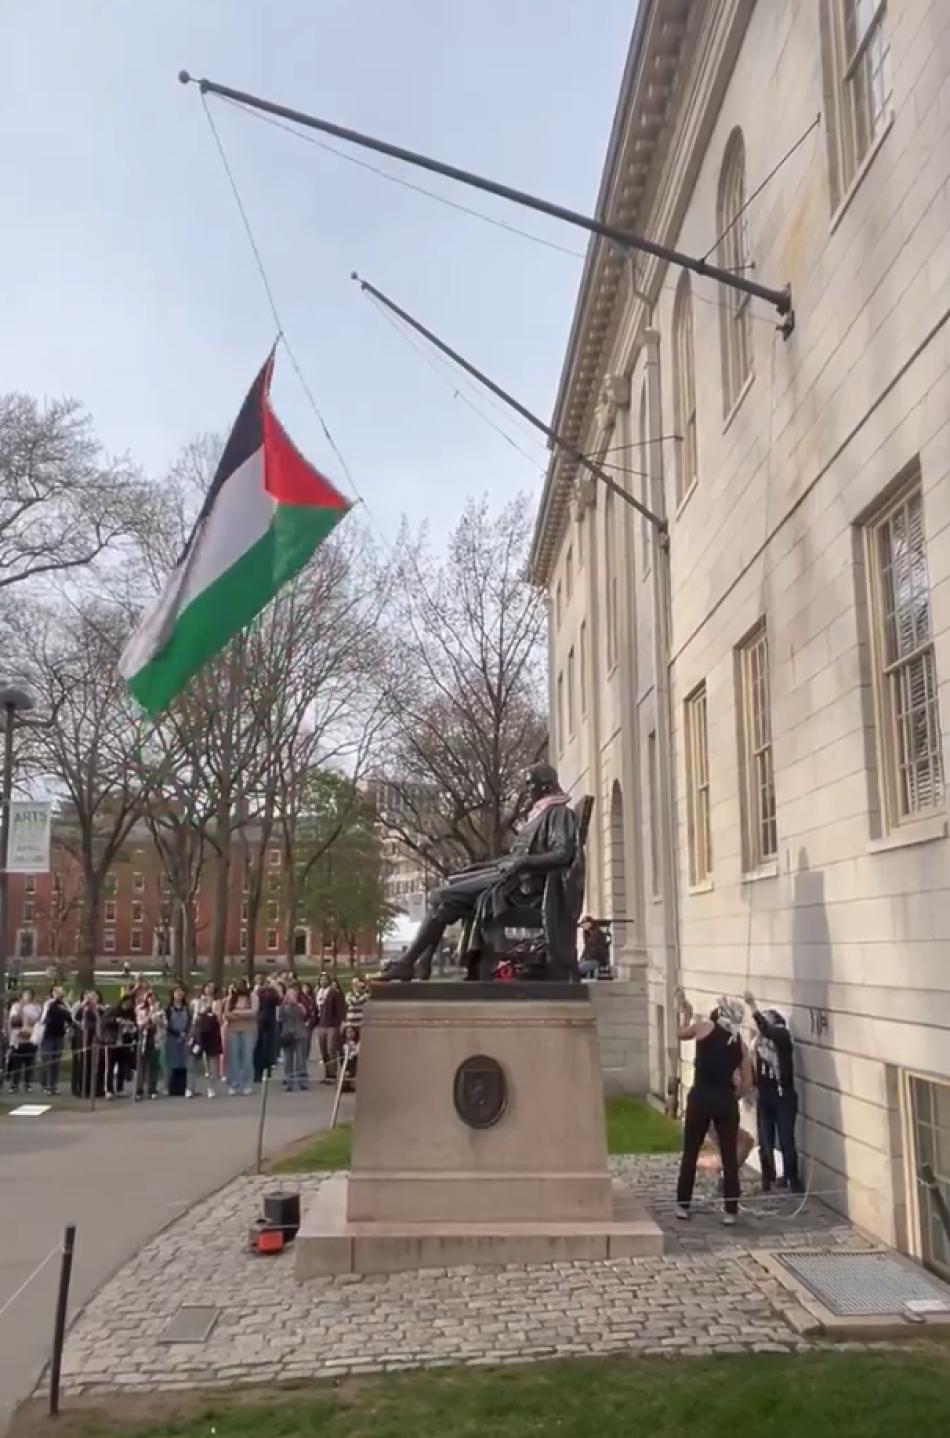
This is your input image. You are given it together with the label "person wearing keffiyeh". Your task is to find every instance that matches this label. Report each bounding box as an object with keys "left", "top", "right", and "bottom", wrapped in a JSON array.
[
  {"left": 673, "top": 991, "right": 753, "bottom": 1224},
  {"left": 744, "top": 991, "right": 802, "bottom": 1193}
]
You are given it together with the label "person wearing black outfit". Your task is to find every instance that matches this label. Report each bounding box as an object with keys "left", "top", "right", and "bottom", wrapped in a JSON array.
[
  {"left": 674, "top": 992, "right": 752, "bottom": 1224},
  {"left": 253, "top": 979, "right": 281, "bottom": 1083},
  {"left": 744, "top": 990, "right": 801, "bottom": 1192},
  {"left": 70, "top": 991, "right": 105, "bottom": 1099},
  {"left": 578, "top": 917, "right": 612, "bottom": 979},
  {"left": 38, "top": 986, "right": 74, "bottom": 1096}
]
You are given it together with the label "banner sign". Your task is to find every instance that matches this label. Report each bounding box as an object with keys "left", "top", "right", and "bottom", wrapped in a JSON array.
[{"left": 7, "top": 801, "right": 52, "bottom": 874}]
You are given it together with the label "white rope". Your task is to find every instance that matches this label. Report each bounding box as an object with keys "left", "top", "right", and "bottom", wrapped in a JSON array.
[{"left": 0, "top": 1244, "right": 61, "bottom": 1322}]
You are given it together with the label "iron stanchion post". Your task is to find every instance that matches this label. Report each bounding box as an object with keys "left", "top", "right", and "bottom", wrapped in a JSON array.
[
  {"left": 255, "top": 1071, "right": 271, "bottom": 1173},
  {"left": 49, "top": 1224, "right": 76, "bottom": 1417}
]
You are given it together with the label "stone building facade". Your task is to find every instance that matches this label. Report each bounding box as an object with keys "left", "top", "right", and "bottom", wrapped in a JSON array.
[{"left": 531, "top": 0, "right": 950, "bottom": 1268}]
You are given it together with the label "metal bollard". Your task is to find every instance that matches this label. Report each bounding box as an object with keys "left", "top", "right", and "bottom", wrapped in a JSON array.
[
  {"left": 49, "top": 1225, "right": 77, "bottom": 1417},
  {"left": 255, "top": 1072, "right": 271, "bottom": 1174}
]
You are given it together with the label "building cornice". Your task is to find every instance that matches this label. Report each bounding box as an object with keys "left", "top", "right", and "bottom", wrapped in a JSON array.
[{"left": 529, "top": 0, "right": 754, "bottom": 585}]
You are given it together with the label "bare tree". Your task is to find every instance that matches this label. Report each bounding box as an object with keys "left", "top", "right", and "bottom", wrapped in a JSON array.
[
  {"left": 0, "top": 393, "right": 146, "bottom": 593},
  {"left": 16, "top": 598, "right": 154, "bottom": 989},
  {"left": 373, "top": 493, "right": 548, "bottom": 873}
]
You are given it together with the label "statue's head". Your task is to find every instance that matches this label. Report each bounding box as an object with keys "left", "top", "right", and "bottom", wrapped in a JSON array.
[{"left": 525, "top": 761, "right": 560, "bottom": 803}]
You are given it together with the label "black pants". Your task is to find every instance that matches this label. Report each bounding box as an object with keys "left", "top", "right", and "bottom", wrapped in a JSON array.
[
  {"left": 676, "top": 1086, "right": 741, "bottom": 1215},
  {"left": 402, "top": 868, "right": 500, "bottom": 963},
  {"left": 254, "top": 1024, "right": 279, "bottom": 1082},
  {"left": 757, "top": 1088, "right": 799, "bottom": 1186},
  {"left": 167, "top": 1066, "right": 188, "bottom": 1097},
  {"left": 6, "top": 1043, "right": 36, "bottom": 1090},
  {"left": 317, "top": 1028, "right": 340, "bottom": 1080},
  {"left": 71, "top": 1041, "right": 105, "bottom": 1099},
  {"left": 136, "top": 1045, "right": 160, "bottom": 1098}
]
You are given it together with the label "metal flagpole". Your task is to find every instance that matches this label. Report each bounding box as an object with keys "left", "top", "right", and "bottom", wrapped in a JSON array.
[
  {"left": 352, "top": 273, "right": 666, "bottom": 532},
  {"left": 178, "top": 72, "right": 794, "bottom": 333}
]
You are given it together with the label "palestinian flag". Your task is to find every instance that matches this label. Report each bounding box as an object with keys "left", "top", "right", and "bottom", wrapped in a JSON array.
[{"left": 120, "top": 352, "right": 351, "bottom": 715}]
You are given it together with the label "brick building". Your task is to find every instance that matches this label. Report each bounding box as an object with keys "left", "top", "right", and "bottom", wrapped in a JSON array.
[{"left": 4, "top": 820, "right": 319, "bottom": 968}]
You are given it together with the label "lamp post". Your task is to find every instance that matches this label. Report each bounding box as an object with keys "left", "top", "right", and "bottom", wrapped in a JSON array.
[{"left": 0, "top": 685, "right": 34, "bottom": 1022}]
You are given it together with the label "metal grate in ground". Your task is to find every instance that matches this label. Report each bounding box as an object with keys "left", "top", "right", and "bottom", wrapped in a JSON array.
[
  {"left": 159, "top": 1304, "right": 219, "bottom": 1343},
  {"left": 772, "top": 1248, "right": 950, "bottom": 1317}
]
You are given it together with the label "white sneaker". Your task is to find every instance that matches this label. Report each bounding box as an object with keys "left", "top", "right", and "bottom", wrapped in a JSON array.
[
  {"left": 185, "top": 1089, "right": 194, "bottom": 1099},
  {"left": 227, "top": 1086, "right": 237, "bottom": 1095},
  {"left": 722, "top": 1213, "right": 737, "bottom": 1226},
  {"left": 206, "top": 1087, "right": 215, "bottom": 1099},
  {"left": 675, "top": 1205, "right": 690, "bottom": 1221},
  {"left": 242, "top": 1086, "right": 253, "bottom": 1096}
]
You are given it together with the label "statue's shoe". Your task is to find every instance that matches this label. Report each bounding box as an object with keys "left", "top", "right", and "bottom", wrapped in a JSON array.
[{"left": 375, "top": 957, "right": 417, "bottom": 983}]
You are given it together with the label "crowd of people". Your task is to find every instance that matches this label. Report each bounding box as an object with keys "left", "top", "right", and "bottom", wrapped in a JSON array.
[{"left": 1, "top": 970, "right": 372, "bottom": 1101}]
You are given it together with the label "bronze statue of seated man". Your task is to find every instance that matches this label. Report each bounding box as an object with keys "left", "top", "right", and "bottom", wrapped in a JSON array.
[{"left": 378, "top": 762, "right": 580, "bottom": 983}]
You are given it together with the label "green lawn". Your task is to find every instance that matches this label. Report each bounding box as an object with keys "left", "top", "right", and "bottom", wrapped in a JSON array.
[
  {"left": 40, "top": 1352, "right": 950, "bottom": 1438},
  {"left": 269, "top": 1097, "right": 679, "bottom": 1174},
  {"left": 605, "top": 1095, "right": 680, "bottom": 1153}
]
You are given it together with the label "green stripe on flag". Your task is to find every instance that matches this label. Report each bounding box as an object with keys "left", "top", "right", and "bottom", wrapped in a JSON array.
[{"left": 127, "top": 503, "right": 343, "bottom": 715}]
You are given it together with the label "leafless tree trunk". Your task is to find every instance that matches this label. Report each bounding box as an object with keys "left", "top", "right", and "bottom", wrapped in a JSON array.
[{"left": 371, "top": 493, "right": 548, "bottom": 873}]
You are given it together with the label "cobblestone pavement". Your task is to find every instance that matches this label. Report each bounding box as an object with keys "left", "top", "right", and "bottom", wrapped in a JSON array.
[{"left": 47, "top": 1156, "right": 876, "bottom": 1396}]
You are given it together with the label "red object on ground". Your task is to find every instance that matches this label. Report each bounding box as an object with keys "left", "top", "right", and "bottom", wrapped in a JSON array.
[{"left": 248, "top": 1221, "right": 285, "bottom": 1254}]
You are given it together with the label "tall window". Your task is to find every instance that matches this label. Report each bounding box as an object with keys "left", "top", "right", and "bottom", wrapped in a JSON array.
[
  {"left": 647, "top": 730, "right": 660, "bottom": 898},
  {"left": 104, "top": 900, "right": 117, "bottom": 924},
  {"left": 685, "top": 683, "right": 712, "bottom": 885},
  {"left": 556, "top": 581, "right": 563, "bottom": 629},
  {"left": 130, "top": 929, "right": 142, "bottom": 953},
  {"left": 672, "top": 273, "right": 698, "bottom": 505},
  {"left": 737, "top": 623, "right": 778, "bottom": 870},
  {"left": 604, "top": 486, "right": 618, "bottom": 668},
  {"left": 567, "top": 646, "right": 576, "bottom": 736},
  {"left": 717, "top": 129, "right": 754, "bottom": 414},
  {"left": 639, "top": 383, "right": 651, "bottom": 576},
  {"left": 867, "top": 482, "right": 944, "bottom": 825},
  {"left": 566, "top": 545, "right": 574, "bottom": 600},
  {"left": 579, "top": 621, "right": 588, "bottom": 715},
  {"left": 825, "top": 0, "right": 893, "bottom": 200}
]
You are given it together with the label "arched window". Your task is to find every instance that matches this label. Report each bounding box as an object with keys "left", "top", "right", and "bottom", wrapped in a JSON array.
[
  {"left": 672, "top": 273, "right": 698, "bottom": 505},
  {"left": 717, "top": 129, "right": 753, "bottom": 414}
]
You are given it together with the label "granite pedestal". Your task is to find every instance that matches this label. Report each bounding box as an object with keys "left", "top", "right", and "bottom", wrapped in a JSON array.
[{"left": 295, "top": 983, "right": 663, "bottom": 1277}]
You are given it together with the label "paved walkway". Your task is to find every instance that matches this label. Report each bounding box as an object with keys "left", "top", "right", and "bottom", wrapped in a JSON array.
[
  {"left": 0, "top": 1082, "right": 343, "bottom": 1433},
  {"left": 48, "top": 1156, "right": 874, "bottom": 1397}
]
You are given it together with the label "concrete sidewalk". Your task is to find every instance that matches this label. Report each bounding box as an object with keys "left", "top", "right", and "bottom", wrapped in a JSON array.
[{"left": 0, "top": 1084, "right": 343, "bottom": 1432}]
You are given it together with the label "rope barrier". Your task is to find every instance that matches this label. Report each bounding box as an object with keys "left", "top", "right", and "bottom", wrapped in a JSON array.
[{"left": 0, "top": 1243, "right": 62, "bottom": 1322}]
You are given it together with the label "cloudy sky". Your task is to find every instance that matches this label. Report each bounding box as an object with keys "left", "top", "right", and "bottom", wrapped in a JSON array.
[{"left": 2, "top": 1, "right": 634, "bottom": 541}]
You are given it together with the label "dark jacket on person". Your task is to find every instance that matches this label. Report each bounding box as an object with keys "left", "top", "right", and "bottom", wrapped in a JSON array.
[
  {"left": 317, "top": 985, "right": 346, "bottom": 1031},
  {"left": 751, "top": 1009, "right": 795, "bottom": 1097},
  {"left": 42, "top": 997, "right": 73, "bottom": 1042}
]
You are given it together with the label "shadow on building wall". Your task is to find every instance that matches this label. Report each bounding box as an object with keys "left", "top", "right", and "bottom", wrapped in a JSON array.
[{"left": 790, "top": 844, "right": 847, "bottom": 1218}]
